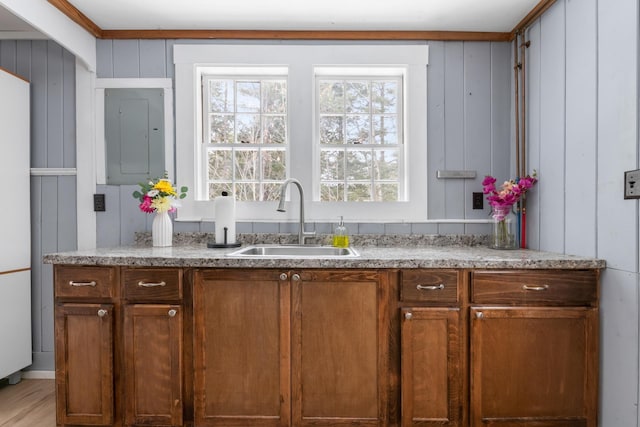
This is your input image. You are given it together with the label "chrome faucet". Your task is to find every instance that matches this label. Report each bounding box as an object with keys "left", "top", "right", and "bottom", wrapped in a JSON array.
[{"left": 277, "top": 178, "right": 316, "bottom": 245}]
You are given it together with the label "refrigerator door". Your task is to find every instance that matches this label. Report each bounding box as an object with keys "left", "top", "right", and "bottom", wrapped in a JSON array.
[
  {"left": 0, "top": 69, "right": 30, "bottom": 272},
  {"left": 0, "top": 270, "right": 32, "bottom": 379}
]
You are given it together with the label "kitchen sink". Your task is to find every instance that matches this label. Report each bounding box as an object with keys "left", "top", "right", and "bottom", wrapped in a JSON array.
[{"left": 227, "top": 245, "right": 359, "bottom": 258}]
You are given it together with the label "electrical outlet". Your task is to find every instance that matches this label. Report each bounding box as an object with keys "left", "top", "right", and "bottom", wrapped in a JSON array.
[
  {"left": 472, "top": 192, "right": 484, "bottom": 209},
  {"left": 94, "top": 194, "right": 106, "bottom": 211},
  {"left": 624, "top": 169, "right": 640, "bottom": 199}
]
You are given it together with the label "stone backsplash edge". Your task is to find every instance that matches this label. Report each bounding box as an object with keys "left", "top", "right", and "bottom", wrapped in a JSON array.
[{"left": 135, "top": 232, "right": 489, "bottom": 247}]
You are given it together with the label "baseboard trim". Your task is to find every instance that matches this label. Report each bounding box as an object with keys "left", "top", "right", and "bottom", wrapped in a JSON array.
[{"left": 22, "top": 370, "right": 55, "bottom": 379}]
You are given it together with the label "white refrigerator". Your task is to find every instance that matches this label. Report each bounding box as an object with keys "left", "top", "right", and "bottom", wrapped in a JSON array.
[{"left": 0, "top": 67, "right": 32, "bottom": 382}]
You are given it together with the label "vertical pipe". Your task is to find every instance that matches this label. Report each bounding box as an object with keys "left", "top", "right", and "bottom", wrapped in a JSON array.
[{"left": 513, "top": 32, "right": 521, "bottom": 247}]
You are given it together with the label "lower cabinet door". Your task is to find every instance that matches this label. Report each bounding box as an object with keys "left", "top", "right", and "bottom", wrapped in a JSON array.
[
  {"left": 401, "top": 308, "right": 461, "bottom": 427},
  {"left": 470, "top": 307, "right": 598, "bottom": 427},
  {"left": 292, "top": 270, "right": 390, "bottom": 427},
  {"left": 193, "top": 270, "right": 291, "bottom": 427},
  {"left": 55, "top": 303, "right": 114, "bottom": 426},
  {"left": 123, "top": 304, "right": 183, "bottom": 426}
]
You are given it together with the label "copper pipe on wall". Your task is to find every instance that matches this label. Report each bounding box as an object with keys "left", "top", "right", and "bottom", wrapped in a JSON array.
[{"left": 514, "top": 32, "right": 521, "bottom": 180}]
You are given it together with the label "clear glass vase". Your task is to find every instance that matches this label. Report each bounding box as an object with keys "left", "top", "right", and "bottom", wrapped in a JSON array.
[{"left": 489, "top": 206, "right": 517, "bottom": 249}]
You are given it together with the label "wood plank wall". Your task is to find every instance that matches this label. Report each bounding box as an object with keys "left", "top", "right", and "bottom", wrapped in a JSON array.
[
  {"left": 95, "top": 39, "right": 512, "bottom": 245},
  {"left": 0, "top": 40, "right": 77, "bottom": 371},
  {"left": 523, "top": 1, "right": 640, "bottom": 426}
]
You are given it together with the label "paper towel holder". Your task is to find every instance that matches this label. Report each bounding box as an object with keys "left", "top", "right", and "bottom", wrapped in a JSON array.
[{"left": 208, "top": 226, "right": 242, "bottom": 248}]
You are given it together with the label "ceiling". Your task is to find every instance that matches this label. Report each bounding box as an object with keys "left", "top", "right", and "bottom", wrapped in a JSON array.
[{"left": 61, "top": 0, "right": 540, "bottom": 33}]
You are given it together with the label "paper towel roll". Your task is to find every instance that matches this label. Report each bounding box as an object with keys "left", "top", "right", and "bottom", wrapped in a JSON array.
[{"left": 214, "top": 191, "right": 236, "bottom": 245}]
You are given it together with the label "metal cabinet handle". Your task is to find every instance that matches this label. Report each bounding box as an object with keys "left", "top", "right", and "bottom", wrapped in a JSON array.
[
  {"left": 69, "top": 281, "right": 96, "bottom": 287},
  {"left": 279, "top": 273, "right": 288, "bottom": 281},
  {"left": 168, "top": 309, "right": 177, "bottom": 318},
  {"left": 405, "top": 312, "right": 413, "bottom": 320},
  {"left": 138, "top": 281, "right": 166, "bottom": 287},
  {"left": 292, "top": 274, "right": 301, "bottom": 281},
  {"left": 475, "top": 311, "right": 484, "bottom": 319},
  {"left": 416, "top": 284, "right": 445, "bottom": 291},
  {"left": 97, "top": 309, "right": 108, "bottom": 318},
  {"left": 522, "top": 284, "right": 549, "bottom": 291}
]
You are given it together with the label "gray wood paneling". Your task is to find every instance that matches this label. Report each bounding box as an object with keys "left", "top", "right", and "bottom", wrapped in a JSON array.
[
  {"left": 31, "top": 41, "right": 47, "bottom": 169},
  {"left": 463, "top": 42, "right": 492, "bottom": 219},
  {"left": 29, "top": 176, "right": 42, "bottom": 358},
  {"left": 16, "top": 41, "right": 31, "bottom": 80},
  {"left": 596, "top": 0, "right": 638, "bottom": 273},
  {"left": 139, "top": 39, "right": 167, "bottom": 78},
  {"left": 113, "top": 40, "right": 140, "bottom": 78},
  {"left": 46, "top": 42, "right": 64, "bottom": 169},
  {"left": 96, "top": 184, "right": 122, "bottom": 247},
  {"left": 443, "top": 42, "right": 465, "bottom": 219},
  {"left": 489, "top": 42, "right": 511, "bottom": 203},
  {"left": 63, "top": 49, "right": 76, "bottom": 168},
  {"left": 426, "top": 41, "right": 446, "bottom": 219},
  {"left": 565, "top": 0, "right": 597, "bottom": 258},
  {"left": 538, "top": 2, "right": 566, "bottom": 254},
  {"left": 96, "top": 39, "right": 113, "bottom": 78},
  {"left": 524, "top": 23, "right": 541, "bottom": 250},
  {"left": 0, "top": 40, "right": 16, "bottom": 71}
]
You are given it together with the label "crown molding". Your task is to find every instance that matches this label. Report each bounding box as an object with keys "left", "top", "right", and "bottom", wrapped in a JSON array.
[{"left": 48, "top": 0, "right": 551, "bottom": 42}]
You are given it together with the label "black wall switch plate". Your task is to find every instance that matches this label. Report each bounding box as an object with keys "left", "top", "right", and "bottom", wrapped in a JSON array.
[
  {"left": 94, "top": 194, "right": 106, "bottom": 212},
  {"left": 472, "top": 192, "right": 484, "bottom": 210}
]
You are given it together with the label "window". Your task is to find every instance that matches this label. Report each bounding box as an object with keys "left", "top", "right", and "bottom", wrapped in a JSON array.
[
  {"left": 175, "top": 44, "right": 428, "bottom": 221},
  {"left": 316, "top": 72, "right": 403, "bottom": 202},
  {"left": 202, "top": 72, "right": 288, "bottom": 201}
]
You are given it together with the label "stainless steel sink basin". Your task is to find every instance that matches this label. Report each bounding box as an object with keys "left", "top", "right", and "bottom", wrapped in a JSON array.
[{"left": 227, "top": 245, "right": 359, "bottom": 258}]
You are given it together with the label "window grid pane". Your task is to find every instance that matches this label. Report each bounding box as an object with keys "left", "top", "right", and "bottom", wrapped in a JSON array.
[
  {"left": 203, "top": 75, "right": 288, "bottom": 201},
  {"left": 317, "top": 75, "right": 402, "bottom": 202}
]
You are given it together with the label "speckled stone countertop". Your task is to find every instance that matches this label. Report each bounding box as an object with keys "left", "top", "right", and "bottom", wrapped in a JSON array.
[{"left": 43, "top": 233, "right": 605, "bottom": 270}]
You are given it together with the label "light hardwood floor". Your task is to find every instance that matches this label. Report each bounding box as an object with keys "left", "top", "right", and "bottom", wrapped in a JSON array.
[{"left": 0, "top": 379, "right": 56, "bottom": 427}]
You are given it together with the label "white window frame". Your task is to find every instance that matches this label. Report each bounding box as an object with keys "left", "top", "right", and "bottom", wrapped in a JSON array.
[
  {"left": 314, "top": 68, "right": 405, "bottom": 202},
  {"left": 174, "top": 43, "right": 428, "bottom": 222}
]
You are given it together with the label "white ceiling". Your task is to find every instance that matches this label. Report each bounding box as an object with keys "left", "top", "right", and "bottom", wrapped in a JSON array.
[{"left": 64, "top": 0, "right": 540, "bottom": 32}]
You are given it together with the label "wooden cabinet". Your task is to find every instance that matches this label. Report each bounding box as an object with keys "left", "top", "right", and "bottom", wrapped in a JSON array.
[
  {"left": 193, "top": 269, "right": 391, "bottom": 427},
  {"left": 54, "top": 265, "right": 184, "bottom": 427},
  {"left": 469, "top": 270, "right": 599, "bottom": 427},
  {"left": 53, "top": 262, "right": 600, "bottom": 427},
  {"left": 292, "top": 270, "right": 391, "bottom": 427},
  {"left": 54, "top": 266, "right": 117, "bottom": 426},
  {"left": 122, "top": 268, "right": 184, "bottom": 426},
  {"left": 399, "top": 270, "right": 463, "bottom": 427},
  {"left": 193, "top": 269, "right": 291, "bottom": 427}
]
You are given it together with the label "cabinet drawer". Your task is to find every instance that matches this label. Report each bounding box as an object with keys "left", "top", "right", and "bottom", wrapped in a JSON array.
[
  {"left": 400, "top": 270, "right": 459, "bottom": 303},
  {"left": 123, "top": 268, "right": 182, "bottom": 301},
  {"left": 55, "top": 266, "right": 117, "bottom": 299},
  {"left": 471, "top": 270, "right": 598, "bottom": 305}
]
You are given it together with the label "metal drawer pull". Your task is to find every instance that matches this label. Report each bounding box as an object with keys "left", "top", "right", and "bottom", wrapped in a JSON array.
[
  {"left": 69, "top": 281, "right": 97, "bottom": 287},
  {"left": 476, "top": 311, "right": 484, "bottom": 319},
  {"left": 416, "top": 284, "right": 445, "bottom": 291},
  {"left": 522, "top": 284, "right": 549, "bottom": 291},
  {"left": 280, "top": 273, "right": 288, "bottom": 281},
  {"left": 138, "top": 281, "right": 167, "bottom": 287},
  {"left": 405, "top": 312, "right": 413, "bottom": 320},
  {"left": 292, "top": 274, "right": 301, "bottom": 281},
  {"left": 168, "top": 309, "right": 177, "bottom": 317},
  {"left": 97, "top": 309, "right": 108, "bottom": 318}
]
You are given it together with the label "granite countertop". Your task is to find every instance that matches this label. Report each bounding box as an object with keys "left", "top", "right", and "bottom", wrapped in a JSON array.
[{"left": 43, "top": 235, "right": 605, "bottom": 270}]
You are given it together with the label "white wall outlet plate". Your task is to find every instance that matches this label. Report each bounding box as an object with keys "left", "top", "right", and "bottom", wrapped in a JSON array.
[{"left": 624, "top": 169, "right": 640, "bottom": 199}]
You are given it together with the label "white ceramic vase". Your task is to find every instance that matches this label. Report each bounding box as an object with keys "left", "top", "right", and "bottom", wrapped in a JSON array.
[{"left": 152, "top": 211, "right": 173, "bottom": 247}]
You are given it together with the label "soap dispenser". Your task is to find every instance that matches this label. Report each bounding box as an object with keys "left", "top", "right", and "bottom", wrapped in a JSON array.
[{"left": 332, "top": 216, "right": 349, "bottom": 248}]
